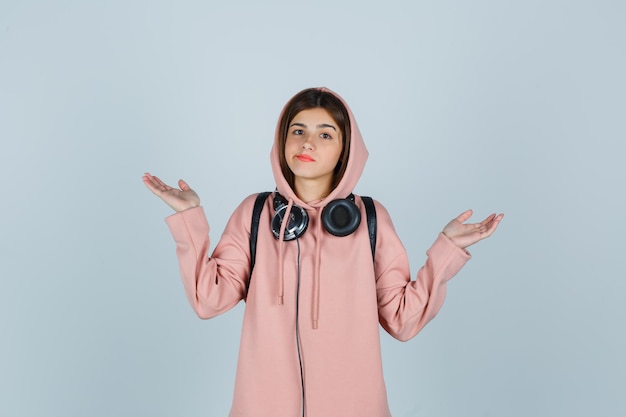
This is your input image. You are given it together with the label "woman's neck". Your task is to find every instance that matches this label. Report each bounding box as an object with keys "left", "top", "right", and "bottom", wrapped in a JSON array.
[{"left": 293, "top": 178, "right": 332, "bottom": 203}]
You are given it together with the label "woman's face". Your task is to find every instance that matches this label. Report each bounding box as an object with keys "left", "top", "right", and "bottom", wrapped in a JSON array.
[{"left": 284, "top": 107, "right": 343, "bottom": 194}]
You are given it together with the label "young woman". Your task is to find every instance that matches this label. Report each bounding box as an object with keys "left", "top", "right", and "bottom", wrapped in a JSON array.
[{"left": 143, "top": 87, "right": 503, "bottom": 417}]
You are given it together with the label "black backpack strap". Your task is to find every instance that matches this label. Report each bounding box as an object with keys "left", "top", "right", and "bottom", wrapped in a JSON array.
[
  {"left": 248, "top": 191, "right": 271, "bottom": 294},
  {"left": 361, "top": 196, "right": 377, "bottom": 260}
]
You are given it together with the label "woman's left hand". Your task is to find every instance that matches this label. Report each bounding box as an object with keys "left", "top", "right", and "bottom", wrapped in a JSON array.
[{"left": 442, "top": 210, "right": 504, "bottom": 249}]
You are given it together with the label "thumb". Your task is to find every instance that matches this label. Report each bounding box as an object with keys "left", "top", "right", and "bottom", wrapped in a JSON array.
[
  {"left": 455, "top": 209, "right": 473, "bottom": 223},
  {"left": 178, "top": 179, "right": 191, "bottom": 191}
]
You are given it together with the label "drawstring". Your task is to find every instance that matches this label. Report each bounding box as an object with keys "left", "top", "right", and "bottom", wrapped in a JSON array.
[
  {"left": 277, "top": 199, "right": 294, "bottom": 305},
  {"left": 276, "top": 197, "right": 323, "bottom": 330},
  {"left": 311, "top": 210, "right": 323, "bottom": 329}
]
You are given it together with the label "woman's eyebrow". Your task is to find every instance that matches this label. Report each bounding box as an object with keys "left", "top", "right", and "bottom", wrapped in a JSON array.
[
  {"left": 289, "top": 122, "right": 337, "bottom": 131},
  {"left": 317, "top": 123, "right": 337, "bottom": 131}
]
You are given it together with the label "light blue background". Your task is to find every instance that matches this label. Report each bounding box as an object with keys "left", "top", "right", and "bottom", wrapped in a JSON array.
[{"left": 1, "top": 1, "right": 624, "bottom": 416}]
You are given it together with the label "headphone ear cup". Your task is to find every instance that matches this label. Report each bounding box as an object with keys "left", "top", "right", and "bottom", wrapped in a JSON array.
[
  {"left": 272, "top": 204, "right": 309, "bottom": 241},
  {"left": 322, "top": 199, "right": 361, "bottom": 237}
]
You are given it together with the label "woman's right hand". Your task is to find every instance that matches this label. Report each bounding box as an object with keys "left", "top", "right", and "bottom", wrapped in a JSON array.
[{"left": 142, "top": 172, "right": 201, "bottom": 212}]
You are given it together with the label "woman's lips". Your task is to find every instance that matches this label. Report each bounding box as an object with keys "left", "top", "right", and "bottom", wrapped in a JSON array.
[{"left": 296, "top": 154, "right": 315, "bottom": 162}]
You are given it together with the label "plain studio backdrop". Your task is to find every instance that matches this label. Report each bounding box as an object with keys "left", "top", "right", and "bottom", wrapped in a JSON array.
[{"left": 1, "top": 1, "right": 624, "bottom": 416}]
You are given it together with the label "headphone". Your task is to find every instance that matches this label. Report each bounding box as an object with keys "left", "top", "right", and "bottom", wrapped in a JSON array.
[{"left": 271, "top": 191, "right": 361, "bottom": 241}]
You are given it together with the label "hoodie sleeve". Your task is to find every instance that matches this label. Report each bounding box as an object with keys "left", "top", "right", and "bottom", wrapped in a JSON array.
[
  {"left": 164, "top": 195, "right": 257, "bottom": 319},
  {"left": 374, "top": 201, "right": 471, "bottom": 342}
]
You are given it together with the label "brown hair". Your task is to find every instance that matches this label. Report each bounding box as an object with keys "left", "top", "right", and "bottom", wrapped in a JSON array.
[{"left": 277, "top": 88, "right": 351, "bottom": 192}]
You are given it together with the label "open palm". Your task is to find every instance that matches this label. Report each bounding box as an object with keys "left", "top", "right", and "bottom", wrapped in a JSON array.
[
  {"left": 142, "top": 172, "right": 200, "bottom": 213},
  {"left": 442, "top": 210, "right": 503, "bottom": 249}
]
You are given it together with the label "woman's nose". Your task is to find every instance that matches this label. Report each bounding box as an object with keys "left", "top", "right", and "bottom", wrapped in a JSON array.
[{"left": 301, "top": 135, "right": 314, "bottom": 149}]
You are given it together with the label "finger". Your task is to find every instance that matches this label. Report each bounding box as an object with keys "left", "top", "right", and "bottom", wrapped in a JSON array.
[
  {"left": 178, "top": 179, "right": 190, "bottom": 191},
  {"left": 142, "top": 173, "right": 162, "bottom": 190},
  {"left": 466, "top": 214, "right": 498, "bottom": 234},
  {"left": 152, "top": 175, "right": 172, "bottom": 190},
  {"left": 481, "top": 213, "right": 504, "bottom": 238},
  {"left": 478, "top": 213, "right": 497, "bottom": 227},
  {"left": 142, "top": 172, "right": 155, "bottom": 184},
  {"left": 143, "top": 177, "right": 164, "bottom": 195},
  {"left": 455, "top": 209, "right": 473, "bottom": 224}
]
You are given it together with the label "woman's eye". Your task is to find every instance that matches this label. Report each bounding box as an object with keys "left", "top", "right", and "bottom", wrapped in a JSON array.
[
  {"left": 292, "top": 129, "right": 304, "bottom": 135},
  {"left": 321, "top": 133, "right": 332, "bottom": 140}
]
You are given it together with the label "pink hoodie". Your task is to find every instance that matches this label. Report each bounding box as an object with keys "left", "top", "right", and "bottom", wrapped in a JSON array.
[{"left": 165, "top": 88, "right": 471, "bottom": 416}]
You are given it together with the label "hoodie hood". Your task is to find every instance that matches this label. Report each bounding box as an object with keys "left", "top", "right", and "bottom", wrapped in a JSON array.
[{"left": 270, "top": 87, "right": 369, "bottom": 208}]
